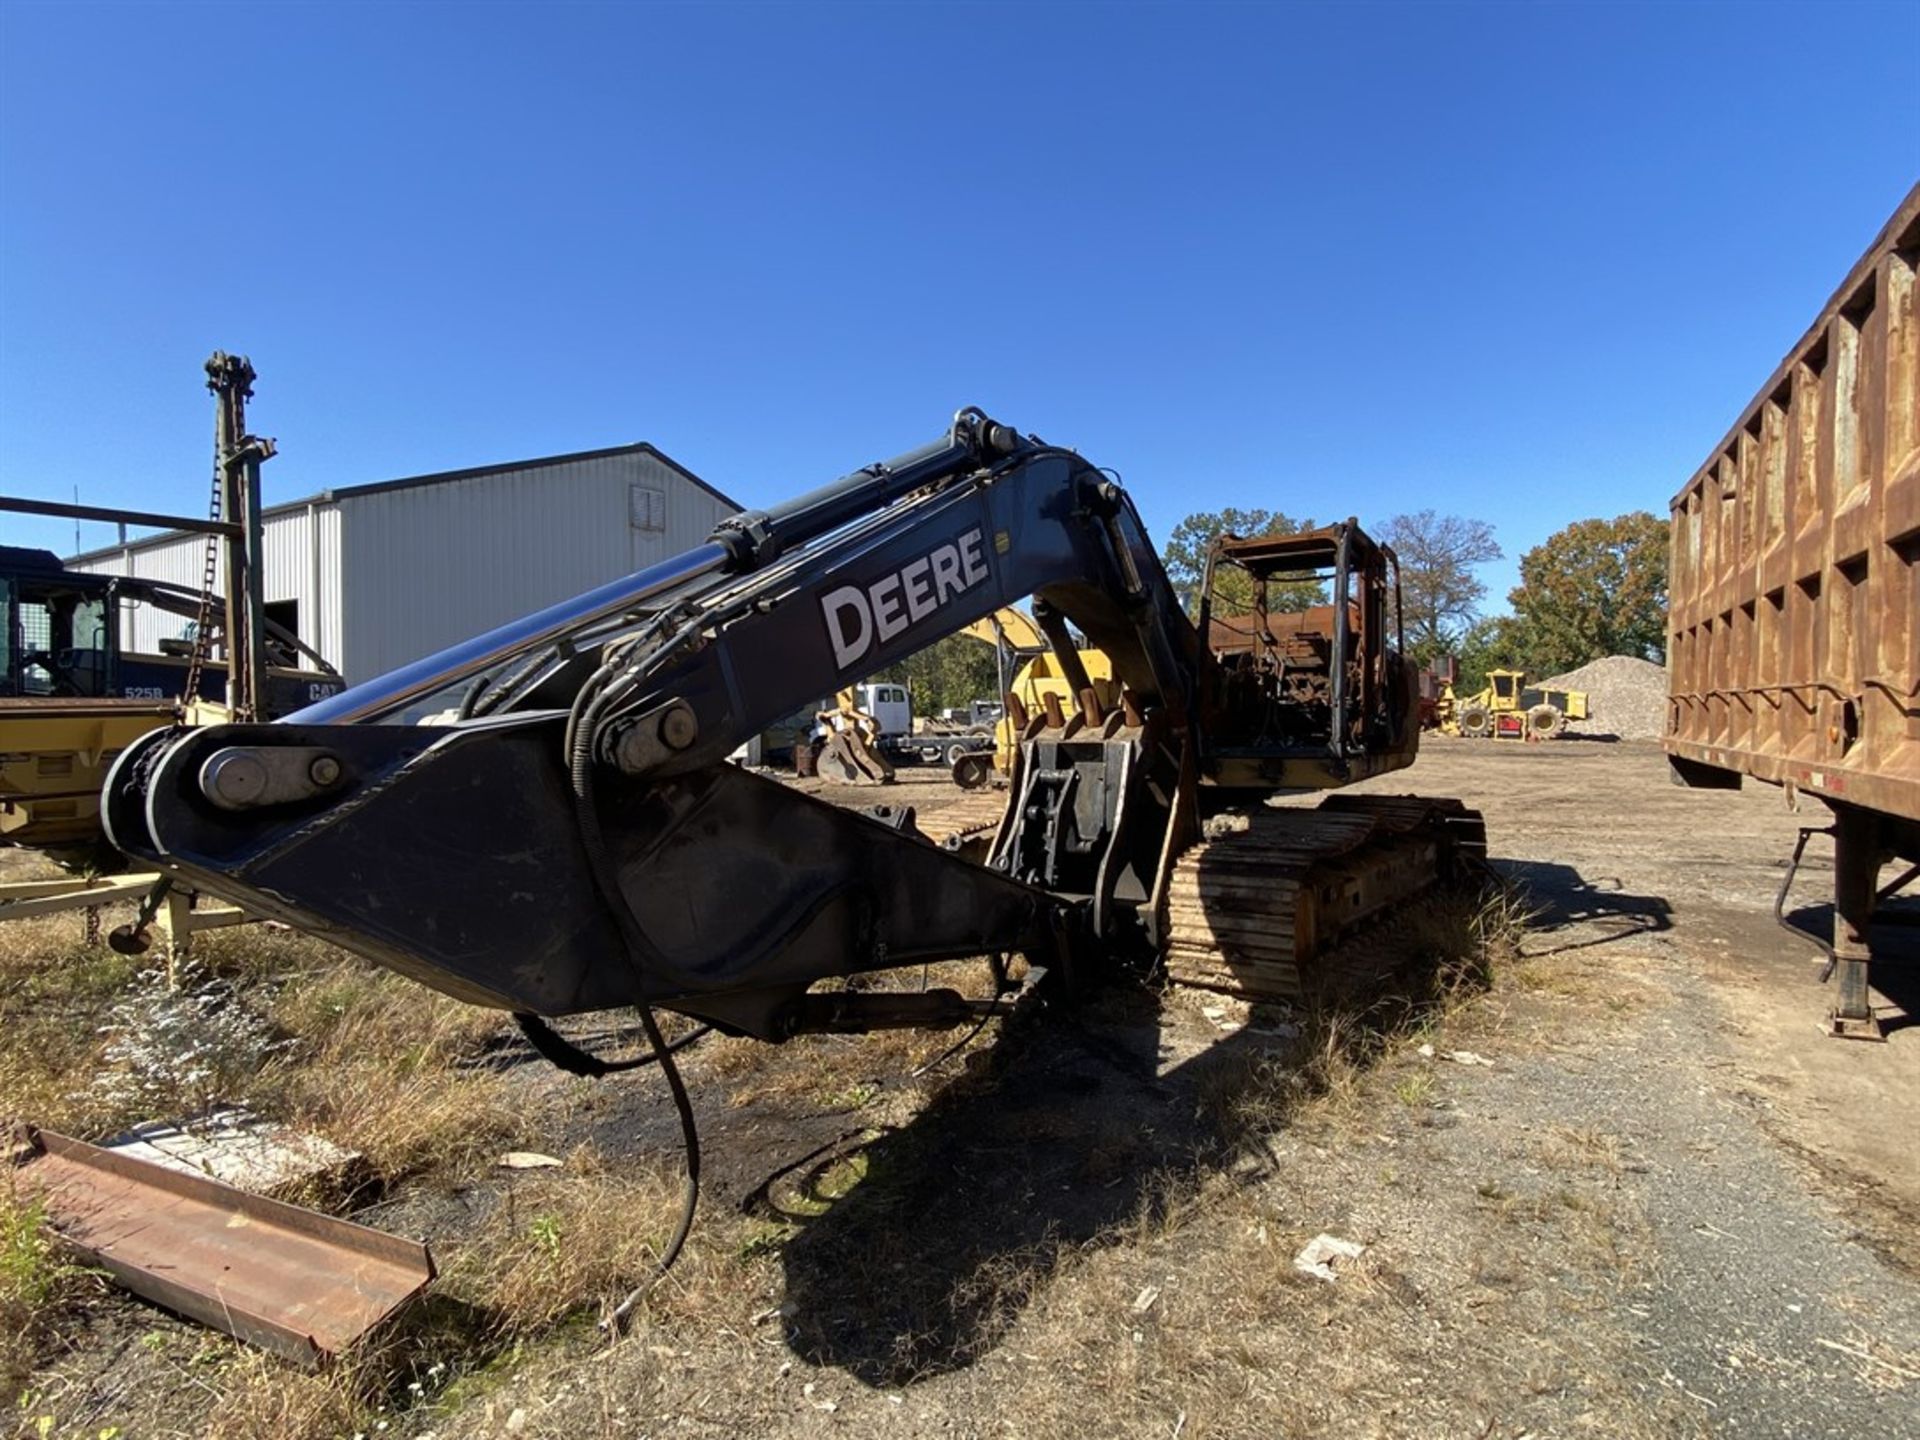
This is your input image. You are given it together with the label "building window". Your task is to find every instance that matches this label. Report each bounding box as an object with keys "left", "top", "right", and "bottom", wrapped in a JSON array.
[{"left": 630, "top": 485, "right": 667, "bottom": 532}]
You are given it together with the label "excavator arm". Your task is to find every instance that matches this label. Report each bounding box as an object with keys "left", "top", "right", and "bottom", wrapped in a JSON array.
[
  {"left": 955, "top": 605, "right": 1050, "bottom": 656},
  {"left": 104, "top": 411, "right": 1201, "bottom": 1039}
]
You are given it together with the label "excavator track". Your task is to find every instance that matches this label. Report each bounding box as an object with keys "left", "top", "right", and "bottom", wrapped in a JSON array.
[
  {"left": 916, "top": 788, "right": 1013, "bottom": 849},
  {"left": 1162, "top": 794, "right": 1486, "bottom": 1001}
]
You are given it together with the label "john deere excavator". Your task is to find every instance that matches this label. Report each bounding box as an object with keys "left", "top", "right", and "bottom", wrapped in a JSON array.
[
  {"left": 68, "top": 408, "right": 1486, "bottom": 1341},
  {"left": 105, "top": 407, "right": 1482, "bottom": 1030}
]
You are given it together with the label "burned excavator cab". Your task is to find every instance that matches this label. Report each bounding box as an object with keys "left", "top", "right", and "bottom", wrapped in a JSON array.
[{"left": 1194, "top": 521, "right": 1418, "bottom": 793}]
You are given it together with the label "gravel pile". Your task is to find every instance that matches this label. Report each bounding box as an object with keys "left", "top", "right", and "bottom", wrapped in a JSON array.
[{"left": 1542, "top": 655, "right": 1669, "bottom": 739}]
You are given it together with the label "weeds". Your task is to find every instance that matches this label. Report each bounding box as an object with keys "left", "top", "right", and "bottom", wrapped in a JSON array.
[
  {"left": 89, "top": 958, "right": 290, "bottom": 1123},
  {"left": 199, "top": 1352, "right": 371, "bottom": 1440},
  {"left": 6, "top": 798, "right": 1642, "bottom": 1440},
  {"left": 1393, "top": 1069, "right": 1434, "bottom": 1108},
  {"left": 1199, "top": 881, "right": 1523, "bottom": 1154},
  {"left": 0, "top": 919, "right": 146, "bottom": 1136},
  {"left": 817, "top": 1081, "right": 880, "bottom": 1112},
  {"left": 257, "top": 963, "right": 520, "bottom": 1185},
  {"left": 2, "top": 1179, "right": 86, "bottom": 1406},
  {"left": 448, "top": 1165, "right": 768, "bottom": 1340}
]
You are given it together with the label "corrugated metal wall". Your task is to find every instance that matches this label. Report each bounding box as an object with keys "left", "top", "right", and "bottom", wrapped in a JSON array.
[
  {"left": 261, "top": 503, "right": 345, "bottom": 666},
  {"left": 72, "top": 504, "right": 344, "bottom": 669},
  {"left": 1666, "top": 182, "right": 1919, "bottom": 822},
  {"left": 70, "top": 447, "right": 732, "bottom": 686},
  {"left": 338, "top": 450, "right": 735, "bottom": 682}
]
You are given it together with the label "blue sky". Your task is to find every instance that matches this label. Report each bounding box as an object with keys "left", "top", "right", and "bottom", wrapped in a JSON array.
[{"left": 2, "top": 2, "right": 1915, "bottom": 613}]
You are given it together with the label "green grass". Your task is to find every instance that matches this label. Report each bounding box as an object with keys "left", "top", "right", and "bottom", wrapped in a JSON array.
[
  {"left": 3, "top": 1178, "right": 88, "bottom": 1406},
  {"left": 1394, "top": 1069, "right": 1434, "bottom": 1108}
]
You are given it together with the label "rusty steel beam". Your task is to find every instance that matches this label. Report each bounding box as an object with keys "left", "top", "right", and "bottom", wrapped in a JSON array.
[{"left": 17, "top": 1127, "right": 434, "bottom": 1366}]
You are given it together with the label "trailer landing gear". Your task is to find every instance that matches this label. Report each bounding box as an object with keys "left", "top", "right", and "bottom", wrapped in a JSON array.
[
  {"left": 1827, "top": 805, "right": 1886, "bottom": 1041},
  {"left": 1776, "top": 805, "right": 1917, "bottom": 1041}
]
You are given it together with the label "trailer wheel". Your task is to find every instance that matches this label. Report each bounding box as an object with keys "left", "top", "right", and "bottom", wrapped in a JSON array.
[
  {"left": 1459, "top": 703, "right": 1492, "bottom": 738},
  {"left": 1527, "top": 704, "right": 1566, "bottom": 739}
]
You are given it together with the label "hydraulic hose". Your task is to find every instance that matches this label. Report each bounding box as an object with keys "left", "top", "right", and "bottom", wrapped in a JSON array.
[{"left": 560, "top": 663, "right": 704, "bottom": 1320}]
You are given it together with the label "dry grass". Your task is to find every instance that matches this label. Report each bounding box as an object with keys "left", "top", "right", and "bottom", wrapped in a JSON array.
[
  {"left": 711, "top": 957, "right": 1005, "bottom": 1111},
  {"left": 1197, "top": 880, "right": 1529, "bottom": 1155},
  {"left": 188, "top": 1148, "right": 779, "bottom": 1439},
  {"left": 258, "top": 962, "right": 521, "bottom": 1186},
  {"left": 668, "top": 882, "right": 1539, "bottom": 1404},
  {"left": 0, "top": 888, "right": 712, "bottom": 1434},
  {"left": 864, "top": 877, "right": 1657, "bottom": 1438},
  {"left": 1541, "top": 1124, "right": 1627, "bottom": 1176},
  {"left": 1, "top": 895, "right": 521, "bottom": 1188},
  {"left": 199, "top": 1353, "right": 371, "bottom": 1440},
  {"left": 5, "top": 852, "right": 1687, "bottom": 1439},
  {"left": 178, "top": 859, "right": 1690, "bottom": 1440},
  {"left": 0, "top": 903, "right": 531, "bottom": 1432},
  {"left": 447, "top": 1151, "right": 771, "bottom": 1340},
  {"left": 0, "top": 908, "right": 151, "bottom": 1137},
  {"left": 891, "top": 927, "right": 1665, "bottom": 1440},
  {"left": 1, "top": 1175, "right": 88, "bottom": 1409},
  {"left": 174, "top": 1150, "right": 772, "bottom": 1440}
]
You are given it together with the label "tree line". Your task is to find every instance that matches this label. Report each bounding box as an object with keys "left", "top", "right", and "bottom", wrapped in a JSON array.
[
  {"left": 868, "top": 505, "right": 1669, "bottom": 714},
  {"left": 1159, "top": 507, "right": 1669, "bottom": 691}
]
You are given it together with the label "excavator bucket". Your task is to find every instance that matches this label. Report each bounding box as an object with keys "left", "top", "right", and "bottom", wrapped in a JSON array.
[
  {"left": 14, "top": 1127, "right": 434, "bottom": 1367},
  {"left": 815, "top": 728, "right": 895, "bottom": 785}
]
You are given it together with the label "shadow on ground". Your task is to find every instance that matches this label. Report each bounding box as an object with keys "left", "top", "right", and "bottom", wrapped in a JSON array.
[
  {"left": 767, "top": 908, "right": 1484, "bottom": 1390},
  {"left": 766, "top": 995, "right": 1276, "bottom": 1385},
  {"left": 1778, "top": 892, "right": 1920, "bottom": 1036},
  {"left": 1497, "top": 858, "right": 1672, "bottom": 956}
]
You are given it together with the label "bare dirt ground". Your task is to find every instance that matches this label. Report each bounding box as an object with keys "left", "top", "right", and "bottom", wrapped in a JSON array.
[{"left": 7, "top": 738, "right": 1918, "bottom": 1439}]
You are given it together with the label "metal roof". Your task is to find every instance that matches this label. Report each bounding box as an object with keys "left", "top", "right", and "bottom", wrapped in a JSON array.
[{"left": 69, "top": 441, "right": 738, "bottom": 563}]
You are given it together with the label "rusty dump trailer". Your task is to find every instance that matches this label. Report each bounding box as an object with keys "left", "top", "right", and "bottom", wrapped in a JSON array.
[{"left": 1666, "top": 182, "right": 1920, "bottom": 1038}]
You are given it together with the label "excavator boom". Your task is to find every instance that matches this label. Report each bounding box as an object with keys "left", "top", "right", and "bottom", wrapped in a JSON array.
[
  {"left": 105, "top": 409, "right": 1464, "bottom": 1041},
  {"left": 105, "top": 412, "right": 1196, "bottom": 1038}
]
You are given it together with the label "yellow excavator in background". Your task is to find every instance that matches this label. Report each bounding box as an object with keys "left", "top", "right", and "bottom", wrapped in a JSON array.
[
  {"left": 949, "top": 607, "right": 1120, "bottom": 788},
  {"left": 955, "top": 605, "right": 1049, "bottom": 656},
  {"left": 812, "top": 687, "right": 897, "bottom": 784},
  {"left": 807, "top": 609, "right": 1053, "bottom": 786},
  {"left": 807, "top": 607, "right": 1119, "bottom": 789}
]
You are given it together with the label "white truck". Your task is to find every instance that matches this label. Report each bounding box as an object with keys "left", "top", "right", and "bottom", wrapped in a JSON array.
[{"left": 851, "top": 682, "right": 913, "bottom": 738}]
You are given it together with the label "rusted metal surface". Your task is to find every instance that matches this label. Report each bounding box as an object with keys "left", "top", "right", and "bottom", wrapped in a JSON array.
[
  {"left": 16, "top": 1127, "right": 433, "bottom": 1367},
  {"left": 1162, "top": 794, "right": 1485, "bottom": 1000},
  {"left": 1199, "top": 521, "right": 1419, "bottom": 791},
  {"left": 1666, "top": 182, "right": 1920, "bottom": 825}
]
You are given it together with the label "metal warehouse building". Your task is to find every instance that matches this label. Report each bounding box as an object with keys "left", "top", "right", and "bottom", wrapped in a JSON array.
[{"left": 70, "top": 443, "right": 738, "bottom": 685}]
